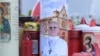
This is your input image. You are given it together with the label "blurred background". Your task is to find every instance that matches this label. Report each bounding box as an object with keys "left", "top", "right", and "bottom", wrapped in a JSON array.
[{"left": 68, "top": 0, "right": 100, "bottom": 25}]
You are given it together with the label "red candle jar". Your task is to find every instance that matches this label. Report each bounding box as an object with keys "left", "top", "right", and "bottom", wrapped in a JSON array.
[
  {"left": 24, "top": 22, "right": 40, "bottom": 56},
  {"left": 68, "top": 30, "right": 83, "bottom": 56},
  {"left": 21, "top": 31, "right": 32, "bottom": 56}
]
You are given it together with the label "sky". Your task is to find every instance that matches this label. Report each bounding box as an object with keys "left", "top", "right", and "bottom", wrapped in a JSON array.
[
  {"left": 68, "top": 0, "right": 92, "bottom": 15},
  {"left": 21, "top": 0, "right": 37, "bottom": 16},
  {"left": 90, "top": 0, "right": 100, "bottom": 24},
  {"left": 68, "top": 0, "right": 92, "bottom": 24},
  {"left": 68, "top": 0, "right": 100, "bottom": 24}
]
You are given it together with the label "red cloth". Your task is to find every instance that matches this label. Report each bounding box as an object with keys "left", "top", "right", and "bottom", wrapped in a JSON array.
[
  {"left": 90, "top": 19, "right": 96, "bottom": 27},
  {"left": 32, "top": 1, "right": 40, "bottom": 16},
  {"left": 80, "top": 17, "right": 87, "bottom": 24}
]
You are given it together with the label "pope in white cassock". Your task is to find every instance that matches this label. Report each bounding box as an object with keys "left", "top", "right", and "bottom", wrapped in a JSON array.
[{"left": 40, "top": 21, "right": 68, "bottom": 56}]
